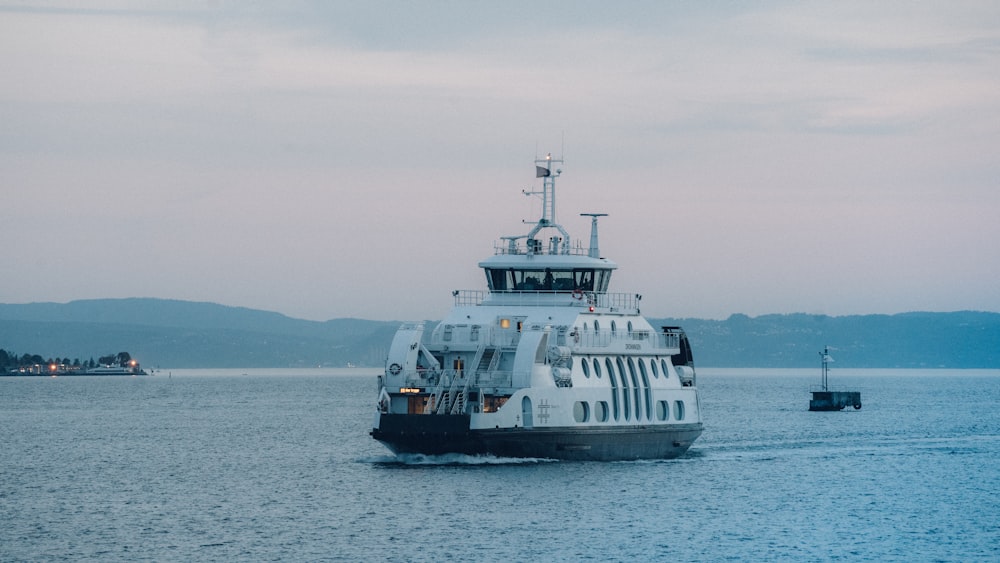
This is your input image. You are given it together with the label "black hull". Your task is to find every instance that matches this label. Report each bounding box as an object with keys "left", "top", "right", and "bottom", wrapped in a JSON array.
[{"left": 372, "top": 414, "right": 703, "bottom": 461}]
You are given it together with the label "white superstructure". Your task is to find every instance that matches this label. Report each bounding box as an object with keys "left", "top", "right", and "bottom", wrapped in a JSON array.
[{"left": 371, "top": 154, "right": 702, "bottom": 460}]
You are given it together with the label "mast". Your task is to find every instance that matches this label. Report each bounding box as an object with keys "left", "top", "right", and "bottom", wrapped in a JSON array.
[
  {"left": 524, "top": 153, "right": 570, "bottom": 254},
  {"left": 534, "top": 152, "right": 561, "bottom": 226},
  {"left": 581, "top": 213, "right": 608, "bottom": 258},
  {"left": 820, "top": 346, "right": 833, "bottom": 391}
]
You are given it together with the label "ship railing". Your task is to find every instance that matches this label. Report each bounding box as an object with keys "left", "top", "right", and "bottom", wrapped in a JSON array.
[
  {"left": 399, "top": 368, "right": 441, "bottom": 389},
  {"left": 595, "top": 292, "right": 641, "bottom": 313},
  {"left": 453, "top": 290, "right": 488, "bottom": 306},
  {"left": 569, "top": 329, "right": 680, "bottom": 352},
  {"left": 435, "top": 324, "right": 678, "bottom": 352},
  {"left": 492, "top": 239, "right": 590, "bottom": 256},
  {"left": 656, "top": 330, "right": 681, "bottom": 349},
  {"left": 403, "top": 368, "right": 512, "bottom": 388},
  {"left": 453, "top": 289, "right": 641, "bottom": 313},
  {"left": 428, "top": 309, "right": 679, "bottom": 353},
  {"left": 419, "top": 369, "right": 514, "bottom": 409},
  {"left": 473, "top": 369, "right": 514, "bottom": 389}
]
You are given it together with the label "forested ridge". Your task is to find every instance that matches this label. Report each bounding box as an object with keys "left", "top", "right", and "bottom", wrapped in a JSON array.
[{"left": 2, "top": 299, "right": 997, "bottom": 369}]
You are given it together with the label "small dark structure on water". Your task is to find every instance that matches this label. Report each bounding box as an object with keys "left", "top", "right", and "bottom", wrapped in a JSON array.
[{"left": 809, "top": 346, "right": 861, "bottom": 411}]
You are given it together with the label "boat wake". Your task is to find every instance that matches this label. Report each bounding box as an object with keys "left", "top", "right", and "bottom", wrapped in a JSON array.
[{"left": 363, "top": 453, "right": 558, "bottom": 466}]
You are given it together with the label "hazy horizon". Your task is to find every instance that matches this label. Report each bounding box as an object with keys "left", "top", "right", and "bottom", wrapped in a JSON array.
[
  {"left": 2, "top": 296, "right": 996, "bottom": 324},
  {"left": 4, "top": 2, "right": 998, "bottom": 322}
]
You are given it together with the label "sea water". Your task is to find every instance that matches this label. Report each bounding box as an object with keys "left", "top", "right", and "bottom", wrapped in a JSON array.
[{"left": 2, "top": 369, "right": 997, "bottom": 561}]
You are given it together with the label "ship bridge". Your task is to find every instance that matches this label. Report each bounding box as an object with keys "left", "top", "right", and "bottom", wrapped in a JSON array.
[{"left": 478, "top": 153, "right": 617, "bottom": 297}]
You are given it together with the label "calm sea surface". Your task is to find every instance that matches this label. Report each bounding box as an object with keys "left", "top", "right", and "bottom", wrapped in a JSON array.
[{"left": 2, "top": 368, "right": 998, "bottom": 562}]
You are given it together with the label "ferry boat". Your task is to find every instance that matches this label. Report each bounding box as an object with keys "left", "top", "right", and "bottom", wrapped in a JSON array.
[
  {"left": 86, "top": 360, "right": 148, "bottom": 376},
  {"left": 371, "top": 154, "right": 703, "bottom": 460}
]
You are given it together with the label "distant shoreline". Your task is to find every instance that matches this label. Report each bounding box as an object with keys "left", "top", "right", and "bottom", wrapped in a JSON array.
[
  {"left": 5, "top": 367, "right": 998, "bottom": 378},
  {"left": 3, "top": 299, "right": 998, "bottom": 369}
]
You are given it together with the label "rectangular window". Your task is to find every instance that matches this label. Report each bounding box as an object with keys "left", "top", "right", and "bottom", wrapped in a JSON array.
[
  {"left": 575, "top": 269, "right": 595, "bottom": 291},
  {"left": 487, "top": 269, "right": 509, "bottom": 291},
  {"left": 595, "top": 270, "right": 609, "bottom": 292},
  {"left": 505, "top": 269, "right": 579, "bottom": 291}
]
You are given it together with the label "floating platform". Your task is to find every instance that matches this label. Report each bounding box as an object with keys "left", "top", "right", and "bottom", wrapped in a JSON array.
[
  {"left": 809, "top": 390, "right": 861, "bottom": 411},
  {"left": 809, "top": 346, "right": 862, "bottom": 411}
]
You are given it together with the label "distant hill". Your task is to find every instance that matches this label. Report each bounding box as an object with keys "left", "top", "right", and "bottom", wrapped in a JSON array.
[
  {"left": 1, "top": 299, "right": 997, "bottom": 368},
  {"left": 0, "top": 299, "right": 401, "bottom": 368},
  {"left": 649, "top": 311, "right": 1000, "bottom": 369}
]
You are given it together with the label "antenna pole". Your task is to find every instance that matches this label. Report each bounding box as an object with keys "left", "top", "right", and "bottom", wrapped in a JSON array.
[
  {"left": 533, "top": 153, "right": 563, "bottom": 227},
  {"left": 581, "top": 213, "right": 608, "bottom": 258},
  {"left": 820, "top": 346, "right": 831, "bottom": 391},
  {"left": 523, "top": 153, "right": 570, "bottom": 254}
]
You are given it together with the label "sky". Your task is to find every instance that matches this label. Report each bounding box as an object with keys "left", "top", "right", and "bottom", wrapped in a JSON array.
[{"left": 2, "top": 1, "right": 999, "bottom": 322}]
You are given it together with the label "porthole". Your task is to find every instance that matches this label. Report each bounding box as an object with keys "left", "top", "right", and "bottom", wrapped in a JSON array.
[
  {"left": 594, "top": 319, "right": 601, "bottom": 332},
  {"left": 573, "top": 401, "right": 590, "bottom": 423},
  {"left": 582, "top": 359, "right": 591, "bottom": 378},
  {"left": 675, "top": 400, "right": 685, "bottom": 421},
  {"left": 627, "top": 321, "right": 633, "bottom": 333},
  {"left": 596, "top": 401, "right": 609, "bottom": 422},
  {"left": 592, "top": 358, "right": 602, "bottom": 378},
  {"left": 661, "top": 359, "right": 670, "bottom": 378},
  {"left": 650, "top": 358, "right": 659, "bottom": 378},
  {"left": 611, "top": 320, "right": 617, "bottom": 334},
  {"left": 657, "top": 400, "right": 669, "bottom": 421}
]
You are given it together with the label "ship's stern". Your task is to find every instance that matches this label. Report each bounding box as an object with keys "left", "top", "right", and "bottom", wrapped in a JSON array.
[{"left": 371, "top": 413, "right": 482, "bottom": 455}]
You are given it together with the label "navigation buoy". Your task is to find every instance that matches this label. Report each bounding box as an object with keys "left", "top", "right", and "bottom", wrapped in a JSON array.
[{"left": 809, "top": 346, "right": 862, "bottom": 412}]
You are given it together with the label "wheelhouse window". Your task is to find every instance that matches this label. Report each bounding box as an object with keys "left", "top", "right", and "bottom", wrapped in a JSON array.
[
  {"left": 484, "top": 268, "right": 606, "bottom": 292},
  {"left": 594, "top": 269, "right": 611, "bottom": 292}
]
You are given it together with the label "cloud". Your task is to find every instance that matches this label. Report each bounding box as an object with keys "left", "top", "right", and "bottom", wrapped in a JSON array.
[{"left": 2, "top": 2, "right": 999, "bottom": 320}]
